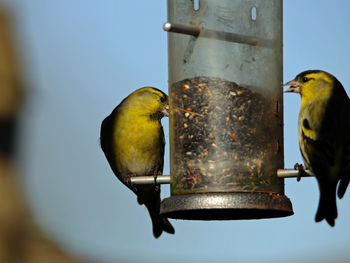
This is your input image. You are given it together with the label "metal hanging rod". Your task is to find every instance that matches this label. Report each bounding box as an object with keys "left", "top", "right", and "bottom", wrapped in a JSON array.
[
  {"left": 128, "top": 168, "right": 313, "bottom": 185},
  {"left": 163, "top": 22, "right": 275, "bottom": 48}
]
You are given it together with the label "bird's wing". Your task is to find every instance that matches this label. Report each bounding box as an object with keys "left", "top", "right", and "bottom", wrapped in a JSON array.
[
  {"left": 100, "top": 114, "right": 112, "bottom": 155},
  {"left": 100, "top": 112, "right": 121, "bottom": 177},
  {"left": 299, "top": 100, "right": 337, "bottom": 172},
  {"left": 338, "top": 142, "right": 350, "bottom": 198},
  {"left": 158, "top": 125, "right": 165, "bottom": 173},
  {"left": 338, "top": 100, "right": 350, "bottom": 198}
]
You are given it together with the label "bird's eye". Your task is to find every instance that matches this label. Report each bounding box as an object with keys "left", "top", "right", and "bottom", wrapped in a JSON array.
[
  {"left": 302, "top": 76, "right": 310, "bottom": 83},
  {"left": 160, "top": 96, "right": 165, "bottom": 103}
]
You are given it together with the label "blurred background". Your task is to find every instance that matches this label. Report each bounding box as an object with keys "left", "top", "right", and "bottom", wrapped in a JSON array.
[{"left": 0, "top": 0, "right": 349, "bottom": 262}]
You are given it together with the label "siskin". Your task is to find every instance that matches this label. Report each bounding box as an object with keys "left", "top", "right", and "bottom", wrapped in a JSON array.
[
  {"left": 284, "top": 70, "right": 350, "bottom": 226},
  {"left": 100, "top": 87, "right": 175, "bottom": 238}
]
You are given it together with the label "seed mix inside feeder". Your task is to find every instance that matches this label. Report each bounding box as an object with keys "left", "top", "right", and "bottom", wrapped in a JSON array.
[{"left": 172, "top": 76, "right": 277, "bottom": 193}]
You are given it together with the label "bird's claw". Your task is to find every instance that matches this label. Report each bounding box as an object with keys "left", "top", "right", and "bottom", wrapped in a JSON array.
[
  {"left": 125, "top": 173, "right": 138, "bottom": 191},
  {"left": 294, "top": 163, "right": 306, "bottom": 182},
  {"left": 153, "top": 173, "right": 160, "bottom": 191}
]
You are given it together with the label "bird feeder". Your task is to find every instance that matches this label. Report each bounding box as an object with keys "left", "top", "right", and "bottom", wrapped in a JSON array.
[{"left": 160, "top": 0, "right": 293, "bottom": 220}]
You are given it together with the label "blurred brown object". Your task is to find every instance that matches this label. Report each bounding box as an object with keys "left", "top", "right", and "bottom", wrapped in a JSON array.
[
  {"left": 0, "top": 8, "right": 87, "bottom": 263},
  {"left": 0, "top": 8, "right": 22, "bottom": 119},
  {"left": 0, "top": 159, "right": 85, "bottom": 263},
  {"left": 0, "top": 7, "right": 22, "bottom": 158}
]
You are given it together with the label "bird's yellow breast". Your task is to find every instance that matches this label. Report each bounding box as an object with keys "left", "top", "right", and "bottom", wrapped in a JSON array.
[{"left": 112, "top": 109, "right": 164, "bottom": 175}]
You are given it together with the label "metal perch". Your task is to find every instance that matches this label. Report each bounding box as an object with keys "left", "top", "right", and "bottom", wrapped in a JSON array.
[
  {"left": 129, "top": 168, "right": 313, "bottom": 185},
  {"left": 129, "top": 175, "right": 171, "bottom": 185}
]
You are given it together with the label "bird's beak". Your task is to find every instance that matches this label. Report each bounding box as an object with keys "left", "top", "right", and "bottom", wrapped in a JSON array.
[
  {"left": 283, "top": 80, "right": 301, "bottom": 93},
  {"left": 161, "top": 104, "right": 169, "bottom": 117}
]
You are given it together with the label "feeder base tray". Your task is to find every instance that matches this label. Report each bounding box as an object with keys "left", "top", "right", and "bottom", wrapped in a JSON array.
[{"left": 160, "top": 192, "right": 293, "bottom": 220}]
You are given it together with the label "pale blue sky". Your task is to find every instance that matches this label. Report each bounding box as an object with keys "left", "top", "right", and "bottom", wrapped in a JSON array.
[{"left": 1, "top": 0, "right": 350, "bottom": 262}]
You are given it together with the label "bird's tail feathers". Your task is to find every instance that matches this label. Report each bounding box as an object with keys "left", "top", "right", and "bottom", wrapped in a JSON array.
[
  {"left": 338, "top": 169, "right": 350, "bottom": 199},
  {"left": 315, "top": 186, "right": 337, "bottom": 227},
  {"left": 139, "top": 188, "right": 175, "bottom": 238},
  {"left": 151, "top": 215, "right": 175, "bottom": 238},
  {"left": 144, "top": 198, "right": 175, "bottom": 238}
]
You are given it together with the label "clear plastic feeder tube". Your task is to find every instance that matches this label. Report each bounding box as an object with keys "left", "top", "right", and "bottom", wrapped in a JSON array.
[{"left": 161, "top": 0, "right": 293, "bottom": 220}]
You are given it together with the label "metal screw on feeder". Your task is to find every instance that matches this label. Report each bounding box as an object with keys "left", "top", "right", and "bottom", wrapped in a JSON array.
[{"left": 160, "top": 0, "right": 293, "bottom": 220}]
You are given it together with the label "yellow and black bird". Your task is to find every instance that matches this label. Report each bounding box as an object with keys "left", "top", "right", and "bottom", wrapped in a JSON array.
[
  {"left": 284, "top": 70, "right": 350, "bottom": 226},
  {"left": 100, "top": 87, "right": 174, "bottom": 238}
]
